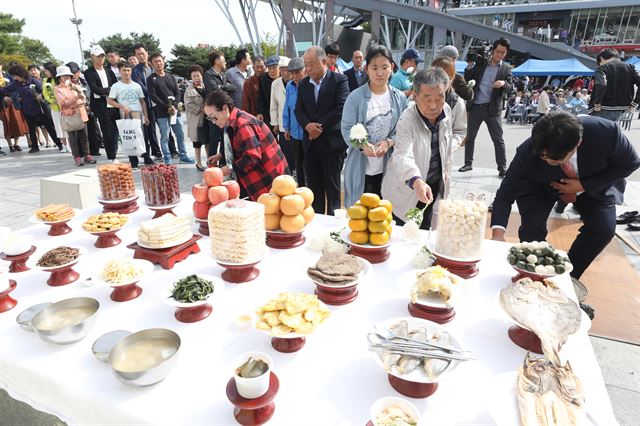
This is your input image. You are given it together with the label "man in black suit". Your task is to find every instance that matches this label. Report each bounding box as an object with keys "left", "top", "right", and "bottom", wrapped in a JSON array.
[
  {"left": 84, "top": 45, "right": 120, "bottom": 162},
  {"left": 491, "top": 112, "right": 640, "bottom": 281},
  {"left": 344, "top": 50, "right": 367, "bottom": 92},
  {"left": 295, "top": 46, "right": 349, "bottom": 215},
  {"left": 460, "top": 38, "right": 513, "bottom": 177}
]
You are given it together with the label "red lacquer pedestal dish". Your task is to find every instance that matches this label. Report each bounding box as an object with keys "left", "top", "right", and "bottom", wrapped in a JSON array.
[
  {"left": 0, "top": 246, "right": 36, "bottom": 273},
  {"left": 314, "top": 284, "right": 358, "bottom": 305},
  {"left": 110, "top": 283, "right": 143, "bottom": 302},
  {"left": 98, "top": 195, "right": 139, "bottom": 214},
  {"left": 266, "top": 230, "right": 305, "bottom": 249},
  {"left": 508, "top": 325, "right": 543, "bottom": 354},
  {"left": 127, "top": 234, "right": 201, "bottom": 270},
  {"left": 217, "top": 259, "right": 261, "bottom": 284},
  {"left": 90, "top": 229, "right": 122, "bottom": 248},
  {"left": 340, "top": 229, "right": 390, "bottom": 264},
  {"left": 271, "top": 336, "right": 306, "bottom": 353},
  {"left": 43, "top": 261, "right": 81, "bottom": 287},
  {"left": 163, "top": 276, "right": 221, "bottom": 323},
  {"left": 407, "top": 302, "right": 455, "bottom": 324},
  {"left": 146, "top": 201, "right": 180, "bottom": 219},
  {"left": 433, "top": 252, "right": 480, "bottom": 279},
  {"left": 174, "top": 304, "right": 212, "bottom": 323},
  {"left": 388, "top": 374, "right": 439, "bottom": 398},
  {"left": 0, "top": 280, "right": 18, "bottom": 313},
  {"left": 195, "top": 218, "right": 209, "bottom": 236},
  {"left": 46, "top": 220, "right": 73, "bottom": 236},
  {"left": 226, "top": 372, "right": 279, "bottom": 426}
]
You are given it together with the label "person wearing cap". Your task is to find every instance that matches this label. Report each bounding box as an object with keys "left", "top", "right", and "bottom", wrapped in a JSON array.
[
  {"left": 53, "top": 65, "right": 95, "bottom": 166},
  {"left": 282, "top": 57, "right": 306, "bottom": 186},
  {"left": 67, "top": 61, "right": 102, "bottom": 157},
  {"left": 295, "top": 46, "right": 350, "bottom": 215},
  {"left": 108, "top": 61, "right": 153, "bottom": 168},
  {"left": 390, "top": 48, "right": 424, "bottom": 97},
  {"left": 344, "top": 50, "right": 367, "bottom": 92},
  {"left": 269, "top": 56, "right": 294, "bottom": 171},
  {"left": 459, "top": 37, "right": 513, "bottom": 177},
  {"left": 257, "top": 55, "right": 280, "bottom": 128},
  {"left": 146, "top": 53, "right": 194, "bottom": 165},
  {"left": 226, "top": 49, "right": 252, "bottom": 109},
  {"left": 439, "top": 45, "right": 473, "bottom": 102},
  {"left": 84, "top": 45, "right": 120, "bottom": 162},
  {"left": 242, "top": 56, "right": 266, "bottom": 116}
]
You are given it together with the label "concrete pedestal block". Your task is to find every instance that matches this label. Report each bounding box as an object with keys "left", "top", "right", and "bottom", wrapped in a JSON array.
[{"left": 40, "top": 170, "right": 100, "bottom": 209}]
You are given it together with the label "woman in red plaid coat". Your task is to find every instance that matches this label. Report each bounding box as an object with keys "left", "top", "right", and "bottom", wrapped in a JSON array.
[{"left": 205, "top": 89, "right": 289, "bottom": 201}]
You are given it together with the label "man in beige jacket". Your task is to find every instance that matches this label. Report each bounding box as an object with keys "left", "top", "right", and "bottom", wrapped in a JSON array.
[{"left": 381, "top": 67, "right": 464, "bottom": 229}]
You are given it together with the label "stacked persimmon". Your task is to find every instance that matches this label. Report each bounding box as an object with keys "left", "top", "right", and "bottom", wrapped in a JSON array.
[
  {"left": 257, "top": 175, "right": 315, "bottom": 233},
  {"left": 191, "top": 167, "right": 241, "bottom": 220}
]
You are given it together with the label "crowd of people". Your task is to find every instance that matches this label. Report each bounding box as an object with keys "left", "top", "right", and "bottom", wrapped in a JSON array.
[{"left": 1, "top": 39, "right": 639, "bottom": 294}]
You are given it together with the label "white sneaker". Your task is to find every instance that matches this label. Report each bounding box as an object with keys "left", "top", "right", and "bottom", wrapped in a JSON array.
[
  {"left": 63, "top": 145, "right": 70, "bottom": 153},
  {"left": 111, "top": 159, "right": 119, "bottom": 164}
]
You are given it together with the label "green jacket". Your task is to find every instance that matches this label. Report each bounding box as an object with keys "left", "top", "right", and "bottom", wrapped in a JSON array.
[{"left": 42, "top": 77, "right": 59, "bottom": 112}]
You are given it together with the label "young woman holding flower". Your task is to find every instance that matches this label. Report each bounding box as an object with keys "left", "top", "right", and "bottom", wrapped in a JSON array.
[{"left": 340, "top": 44, "right": 408, "bottom": 207}]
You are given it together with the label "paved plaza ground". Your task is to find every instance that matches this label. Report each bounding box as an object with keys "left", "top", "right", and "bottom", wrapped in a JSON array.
[{"left": 1, "top": 118, "right": 639, "bottom": 425}]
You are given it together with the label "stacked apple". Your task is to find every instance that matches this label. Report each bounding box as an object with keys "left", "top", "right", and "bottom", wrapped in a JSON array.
[
  {"left": 257, "top": 175, "right": 315, "bottom": 233},
  {"left": 191, "top": 167, "right": 241, "bottom": 220}
]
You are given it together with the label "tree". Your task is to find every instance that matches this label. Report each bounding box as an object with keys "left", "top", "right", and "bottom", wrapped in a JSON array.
[
  {"left": 0, "top": 13, "right": 25, "bottom": 34},
  {"left": 168, "top": 44, "right": 209, "bottom": 78},
  {"left": 85, "top": 32, "right": 161, "bottom": 62},
  {"left": 20, "top": 37, "right": 56, "bottom": 65},
  {"left": 0, "top": 13, "right": 56, "bottom": 65}
]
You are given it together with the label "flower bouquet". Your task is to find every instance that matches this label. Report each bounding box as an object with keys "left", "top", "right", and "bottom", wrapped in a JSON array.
[
  {"left": 406, "top": 66, "right": 416, "bottom": 84},
  {"left": 349, "top": 123, "right": 369, "bottom": 149},
  {"left": 167, "top": 96, "right": 177, "bottom": 124}
]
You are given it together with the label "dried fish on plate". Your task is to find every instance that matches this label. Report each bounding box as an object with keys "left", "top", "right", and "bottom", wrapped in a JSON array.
[
  {"left": 500, "top": 278, "right": 581, "bottom": 366},
  {"left": 518, "top": 353, "right": 586, "bottom": 426}
]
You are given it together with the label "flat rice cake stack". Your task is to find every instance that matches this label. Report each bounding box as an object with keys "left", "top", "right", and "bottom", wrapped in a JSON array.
[
  {"left": 209, "top": 199, "right": 265, "bottom": 263},
  {"left": 35, "top": 204, "right": 75, "bottom": 222},
  {"left": 137, "top": 213, "right": 192, "bottom": 249}
]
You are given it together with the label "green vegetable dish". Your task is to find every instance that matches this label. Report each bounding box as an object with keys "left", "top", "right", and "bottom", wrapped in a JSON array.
[
  {"left": 506, "top": 241, "right": 573, "bottom": 275},
  {"left": 170, "top": 275, "right": 214, "bottom": 303}
]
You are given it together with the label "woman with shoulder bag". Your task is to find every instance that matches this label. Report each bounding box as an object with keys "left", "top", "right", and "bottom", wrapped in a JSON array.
[
  {"left": 184, "top": 65, "right": 209, "bottom": 171},
  {"left": 54, "top": 65, "right": 95, "bottom": 166}
]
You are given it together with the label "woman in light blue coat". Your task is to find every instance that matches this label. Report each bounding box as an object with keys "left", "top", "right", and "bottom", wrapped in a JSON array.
[{"left": 341, "top": 45, "right": 408, "bottom": 207}]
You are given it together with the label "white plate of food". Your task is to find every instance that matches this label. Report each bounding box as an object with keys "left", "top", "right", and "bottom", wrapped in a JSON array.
[
  {"left": 91, "top": 259, "right": 154, "bottom": 287},
  {"left": 97, "top": 194, "right": 139, "bottom": 204},
  {"left": 29, "top": 208, "right": 80, "bottom": 225},
  {"left": 368, "top": 316, "right": 467, "bottom": 384},
  {"left": 137, "top": 232, "right": 193, "bottom": 250},
  {"left": 213, "top": 250, "right": 266, "bottom": 267},
  {"left": 307, "top": 253, "right": 371, "bottom": 289},
  {"left": 255, "top": 292, "right": 330, "bottom": 338},
  {"left": 339, "top": 228, "right": 392, "bottom": 250},
  {"left": 396, "top": 266, "right": 463, "bottom": 309},
  {"left": 162, "top": 274, "right": 223, "bottom": 308},
  {"left": 34, "top": 246, "right": 86, "bottom": 271}
]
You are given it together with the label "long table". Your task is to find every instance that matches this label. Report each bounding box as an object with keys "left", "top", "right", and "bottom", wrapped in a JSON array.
[{"left": 0, "top": 195, "right": 618, "bottom": 425}]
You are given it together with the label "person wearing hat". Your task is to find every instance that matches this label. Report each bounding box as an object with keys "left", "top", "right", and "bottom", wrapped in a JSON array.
[
  {"left": 390, "top": 48, "right": 424, "bottom": 97},
  {"left": 67, "top": 61, "right": 103, "bottom": 157},
  {"left": 84, "top": 45, "right": 120, "bottom": 162},
  {"left": 53, "top": 65, "right": 95, "bottom": 166},
  {"left": 42, "top": 62, "right": 69, "bottom": 152},
  {"left": 439, "top": 45, "right": 473, "bottom": 102},
  {"left": 282, "top": 57, "right": 306, "bottom": 186},
  {"left": 257, "top": 55, "right": 280, "bottom": 129},
  {"left": 269, "top": 56, "right": 294, "bottom": 170}
]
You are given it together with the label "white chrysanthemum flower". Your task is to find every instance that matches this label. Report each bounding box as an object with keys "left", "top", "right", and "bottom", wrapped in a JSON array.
[
  {"left": 468, "top": 79, "right": 476, "bottom": 88},
  {"left": 402, "top": 221, "right": 420, "bottom": 241},
  {"left": 349, "top": 123, "right": 367, "bottom": 140},
  {"left": 406, "top": 67, "right": 415, "bottom": 75}
]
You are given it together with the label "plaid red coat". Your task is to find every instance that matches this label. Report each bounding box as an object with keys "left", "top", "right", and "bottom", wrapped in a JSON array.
[{"left": 227, "top": 108, "right": 289, "bottom": 200}]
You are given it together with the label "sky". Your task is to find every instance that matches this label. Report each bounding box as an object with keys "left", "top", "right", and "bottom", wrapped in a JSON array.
[{"left": 4, "top": 0, "right": 282, "bottom": 64}]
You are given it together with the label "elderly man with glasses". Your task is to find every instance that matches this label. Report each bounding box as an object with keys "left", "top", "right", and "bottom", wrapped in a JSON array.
[{"left": 491, "top": 111, "right": 639, "bottom": 309}]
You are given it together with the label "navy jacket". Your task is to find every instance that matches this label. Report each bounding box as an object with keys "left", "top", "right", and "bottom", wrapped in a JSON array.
[
  {"left": 491, "top": 116, "right": 640, "bottom": 227},
  {"left": 344, "top": 67, "right": 367, "bottom": 92},
  {"left": 294, "top": 70, "right": 349, "bottom": 153}
]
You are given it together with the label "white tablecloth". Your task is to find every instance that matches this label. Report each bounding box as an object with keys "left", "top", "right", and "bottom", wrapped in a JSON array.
[{"left": 0, "top": 195, "right": 618, "bottom": 425}]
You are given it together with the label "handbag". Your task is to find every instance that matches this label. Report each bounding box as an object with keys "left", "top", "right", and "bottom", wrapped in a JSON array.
[
  {"left": 60, "top": 110, "right": 85, "bottom": 132},
  {"left": 117, "top": 118, "right": 145, "bottom": 156}
]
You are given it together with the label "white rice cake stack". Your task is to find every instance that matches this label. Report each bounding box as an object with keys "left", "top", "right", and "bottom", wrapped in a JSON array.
[
  {"left": 209, "top": 200, "right": 266, "bottom": 263},
  {"left": 138, "top": 213, "right": 192, "bottom": 248}
]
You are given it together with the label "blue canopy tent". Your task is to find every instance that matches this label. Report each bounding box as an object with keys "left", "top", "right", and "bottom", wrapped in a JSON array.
[
  {"left": 512, "top": 58, "right": 595, "bottom": 76},
  {"left": 625, "top": 56, "right": 640, "bottom": 66}
]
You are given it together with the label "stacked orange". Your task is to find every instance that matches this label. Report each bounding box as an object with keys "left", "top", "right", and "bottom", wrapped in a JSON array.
[
  {"left": 347, "top": 193, "right": 393, "bottom": 246},
  {"left": 257, "top": 175, "right": 315, "bottom": 233}
]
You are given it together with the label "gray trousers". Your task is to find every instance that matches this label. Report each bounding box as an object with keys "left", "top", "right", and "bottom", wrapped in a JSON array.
[
  {"left": 464, "top": 103, "right": 507, "bottom": 172},
  {"left": 590, "top": 109, "right": 623, "bottom": 122}
]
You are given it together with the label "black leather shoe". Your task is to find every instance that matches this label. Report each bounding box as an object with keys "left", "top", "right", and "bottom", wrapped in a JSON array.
[
  {"left": 616, "top": 211, "right": 639, "bottom": 224},
  {"left": 28, "top": 147, "right": 40, "bottom": 153},
  {"left": 498, "top": 170, "right": 506, "bottom": 178},
  {"left": 458, "top": 165, "right": 473, "bottom": 172}
]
